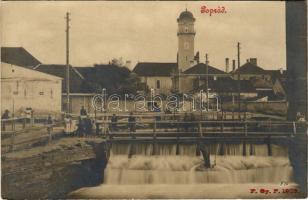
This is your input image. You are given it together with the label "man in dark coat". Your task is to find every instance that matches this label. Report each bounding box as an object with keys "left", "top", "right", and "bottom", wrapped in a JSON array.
[
  {"left": 80, "top": 106, "right": 87, "bottom": 116},
  {"left": 111, "top": 114, "right": 118, "bottom": 132},
  {"left": 1, "top": 110, "right": 9, "bottom": 131},
  {"left": 128, "top": 112, "right": 136, "bottom": 132}
]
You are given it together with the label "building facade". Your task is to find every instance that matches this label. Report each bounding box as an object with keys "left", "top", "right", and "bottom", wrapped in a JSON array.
[
  {"left": 133, "top": 62, "right": 177, "bottom": 95},
  {"left": 1, "top": 62, "right": 62, "bottom": 114}
]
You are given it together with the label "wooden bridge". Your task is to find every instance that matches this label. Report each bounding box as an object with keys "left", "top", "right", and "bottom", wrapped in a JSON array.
[{"left": 104, "top": 120, "right": 305, "bottom": 143}]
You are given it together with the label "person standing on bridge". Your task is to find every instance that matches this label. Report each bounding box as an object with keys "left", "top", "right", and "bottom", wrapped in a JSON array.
[
  {"left": 110, "top": 114, "right": 118, "bottom": 132},
  {"left": 190, "top": 113, "right": 196, "bottom": 132},
  {"left": 47, "top": 114, "right": 54, "bottom": 142},
  {"left": 183, "top": 112, "right": 190, "bottom": 132},
  {"left": 1, "top": 109, "right": 9, "bottom": 131},
  {"left": 128, "top": 112, "right": 136, "bottom": 133},
  {"left": 80, "top": 106, "right": 87, "bottom": 116}
]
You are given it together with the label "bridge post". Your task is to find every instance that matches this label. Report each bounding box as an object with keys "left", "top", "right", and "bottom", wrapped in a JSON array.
[
  {"left": 242, "top": 141, "right": 247, "bottom": 156},
  {"left": 9, "top": 131, "right": 15, "bottom": 152},
  {"left": 200, "top": 145, "right": 211, "bottom": 168},
  {"left": 153, "top": 120, "right": 156, "bottom": 139},
  {"left": 267, "top": 136, "right": 272, "bottom": 156},
  {"left": 198, "top": 121, "right": 203, "bottom": 137},
  {"left": 176, "top": 142, "right": 180, "bottom": 155},
  {"left": 218, "top": 143, "right": 225, "bottom": 156},
  {"left": 128, "top": 143, "right": 135, "bottom": 158},
  {"left": 22, "top": 118, "right": 26, "bottom": 129},
  {"left": 220, "top": 120, "right": 224, "bottom": 132},
  {"left": 249, "top": 143, "right": 254, "bottom": 155},
  {"left": 292, "top": 122, "right": 297, "bottom": 136},
  {"left": 244, "top": 121, "right": 248, "bottom": 136}
]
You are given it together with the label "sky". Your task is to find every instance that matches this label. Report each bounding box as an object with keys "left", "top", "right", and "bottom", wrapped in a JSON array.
[{"left": 1, "top": 1, "right": 286, "bottom": 70}]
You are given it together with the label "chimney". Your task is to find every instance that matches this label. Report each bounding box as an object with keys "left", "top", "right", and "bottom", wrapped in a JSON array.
[
  {"left": 232, "top": 60, "right": 236, "bottom": 72},
  {"left": 225, "top": 58, "right": 229, "bottom": 73},
  {"left": 190, "top": 60, "right": 195, "bottom": 67},
  {"left": 125, "top": 60, "right": 131, "bottom": 68},
  {"left": 249, "top": 58, "right": 257, "bottom": 65}
]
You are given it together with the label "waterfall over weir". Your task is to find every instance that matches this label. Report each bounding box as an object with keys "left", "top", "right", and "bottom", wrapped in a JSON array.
[
  {"left": 70, "top": 143, "right": 296, "bottom": 199},
  {"left": 105, "top": 143, "right": 292, "bottom": 185}
]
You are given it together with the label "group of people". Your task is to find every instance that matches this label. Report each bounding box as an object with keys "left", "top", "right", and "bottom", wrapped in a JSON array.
[
  {"left": 64, "top": 106, "right": 93, "bottom": 137},
  {"left": 109, "top": 112, "right": 136, "bottom": 132},
  {"left": 63, "top": 107, "right": 138, "bottom": 137}
]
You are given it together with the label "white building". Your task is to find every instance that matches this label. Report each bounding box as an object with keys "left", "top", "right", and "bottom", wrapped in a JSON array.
[
  {"left": 1, "top": 62, "right": 62, "bottom": 115},
  {"left": 133, "top": 62, "right": 177, "bottom": 95}
]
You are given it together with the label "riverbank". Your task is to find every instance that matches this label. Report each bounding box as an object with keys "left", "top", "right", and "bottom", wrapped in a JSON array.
[{"left": 1, "top": 137, "right": 107, "bottom": 199}]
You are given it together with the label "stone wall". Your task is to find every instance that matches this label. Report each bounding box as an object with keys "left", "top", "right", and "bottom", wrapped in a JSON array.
[{"left": 2, "top": 139, "right": 107, "bottom": 199}]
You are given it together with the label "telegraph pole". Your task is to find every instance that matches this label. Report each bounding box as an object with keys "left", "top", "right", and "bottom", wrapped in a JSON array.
[
  {"left": 205, "top": 54, "right": 209, "bottom": 111},
  {"left": 237, "top": 42, "right": 241, "bottom": 119},
  {"left": 66, "top": 12, "right": 70, "bottom": 113}
]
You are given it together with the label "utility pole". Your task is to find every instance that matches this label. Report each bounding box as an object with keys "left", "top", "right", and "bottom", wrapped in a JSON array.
[
  {"left": 65, "top": 12, "right": 70, "bottom": 114},
  {"left": 237, "top": 42, "right": 241, "bottom": 119},
  {"left": 205, "top": 54, "right": 209, "bottom": 111}
]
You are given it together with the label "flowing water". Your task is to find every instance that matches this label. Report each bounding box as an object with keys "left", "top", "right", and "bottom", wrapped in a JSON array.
[{"left": 70, "top": 143, "right": 299, "bottom": 199}]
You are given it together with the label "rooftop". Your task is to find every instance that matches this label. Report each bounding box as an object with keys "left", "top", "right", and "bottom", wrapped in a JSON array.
[
  {"left": 133, "top": 62, "right": 178, "bottom": 77},
  {"left": 1, "top": 47, "right": 41, "bottom": 69}
]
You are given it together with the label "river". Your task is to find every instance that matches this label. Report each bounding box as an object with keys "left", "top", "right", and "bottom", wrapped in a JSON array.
[{"left": 70, "top": 143, "right": 301, "bottom": 198}]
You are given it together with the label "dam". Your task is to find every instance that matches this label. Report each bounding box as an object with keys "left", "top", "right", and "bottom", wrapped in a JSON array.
[{"left": 68, "top": 117, "right": 305, "bottom": 199}]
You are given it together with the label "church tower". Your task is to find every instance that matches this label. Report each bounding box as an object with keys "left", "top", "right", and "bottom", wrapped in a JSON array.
[{"left": 177, "top": 9, "right": 196, "bottom": 72}]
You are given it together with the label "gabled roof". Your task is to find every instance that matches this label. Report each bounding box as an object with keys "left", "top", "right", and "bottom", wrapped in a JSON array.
[
  {"left": 133, "top": 62, "right": 177, "bottom": 77},
  {"left": 199, "top": 77, "right": 257, "bottom": 93},
  {"left": 184, "top": 63, "right": 226, "bottom": 75},
  {"left": 276, "top": 77, "right": 287, "bottom": 92},
  {"left": 233, "top": 62, "right": 266, "bottom": 74},
  {"left": 250, "top": 78, "right": 273, "bottom": 89},
  {"left": 266, "top": 69, "right": 286, "bottom": 82},
  {"left": 35, "top": 64, "right": 94, "bottom": 93},
  {"left": 1, "top": 47, "right": 41, "bottom": 68}
]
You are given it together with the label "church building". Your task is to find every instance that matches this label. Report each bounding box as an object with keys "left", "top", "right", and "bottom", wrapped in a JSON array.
[{"left": 133, "top": 9, "right": 225, "bottom": 95}]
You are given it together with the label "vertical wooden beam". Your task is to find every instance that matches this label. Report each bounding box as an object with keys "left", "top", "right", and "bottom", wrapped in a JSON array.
[
  {"left": 200, "top": 145, "right": 211, "bottom": 168},
  {"left": 198, "top": 121, "right": 203, "bottom": 137},
  {"left": 267, "top": 136, "right": 272, "bottom": 156},
  {"left": 242, "top": 141, "right": 247, "bottom": 156},
  {"left": 153, "top": 120, "right": 156, "bottom": 139},
  {"left": 250, "top": 143, "right": 254, "bottom": 156}
]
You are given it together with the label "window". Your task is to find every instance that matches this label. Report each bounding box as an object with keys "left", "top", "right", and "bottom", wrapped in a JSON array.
[
  {"left": 24, "top": 89, "right": 27, "bottom": 97},
  {"left": 184, "top": 42, "right": 189, "bottom": 49},
  {"left": 185, "top": 26, "right": 189, "bottom": 33},
  {"left": 156, "top": 80, "right": 160, "bottom": 89},
  {"left": 39, "top": 91, "right": 44, "bottom": 95},
  {"left": 50, "top": 89, "right": 53, "bottom": 99}
]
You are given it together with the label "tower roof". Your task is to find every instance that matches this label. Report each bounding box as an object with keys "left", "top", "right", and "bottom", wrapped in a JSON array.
[{"left": 178, "top": 10, "right": 195, "bottom": 21}]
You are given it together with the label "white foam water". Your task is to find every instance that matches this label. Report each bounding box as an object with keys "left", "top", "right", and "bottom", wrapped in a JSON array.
[{"left": 70, "top": 143, "right": 296, "bottom": 199}]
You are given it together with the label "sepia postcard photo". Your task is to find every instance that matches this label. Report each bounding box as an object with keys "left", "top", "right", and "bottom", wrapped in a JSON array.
[{"left": 0, "top": 0, "right": 307, "bottom": 199}]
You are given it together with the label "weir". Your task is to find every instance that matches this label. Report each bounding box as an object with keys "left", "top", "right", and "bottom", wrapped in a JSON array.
[
  {"left": 66, "top": 141, "right": 297, "bottom": 199},
  {"left": 104, "top": 142, "right": 291, "bottom": 185}
]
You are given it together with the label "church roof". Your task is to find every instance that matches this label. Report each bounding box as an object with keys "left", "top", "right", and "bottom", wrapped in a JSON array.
[
  {"left": 133, "top": 62, "right": 178, "bottom": 77},
  {"left": 178, "top": 10, "right": 195, "bottom": 21},
  {"left": 183, "top": 63, "right": 226, "bottom": 75},
  {"left": 1, "top": 47, "right": 41, "bottom": 69}
]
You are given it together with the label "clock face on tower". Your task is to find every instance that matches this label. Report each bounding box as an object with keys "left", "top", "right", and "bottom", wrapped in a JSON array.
[{"left": 184, "top": 42, "right": 189, "bottom": 49}]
